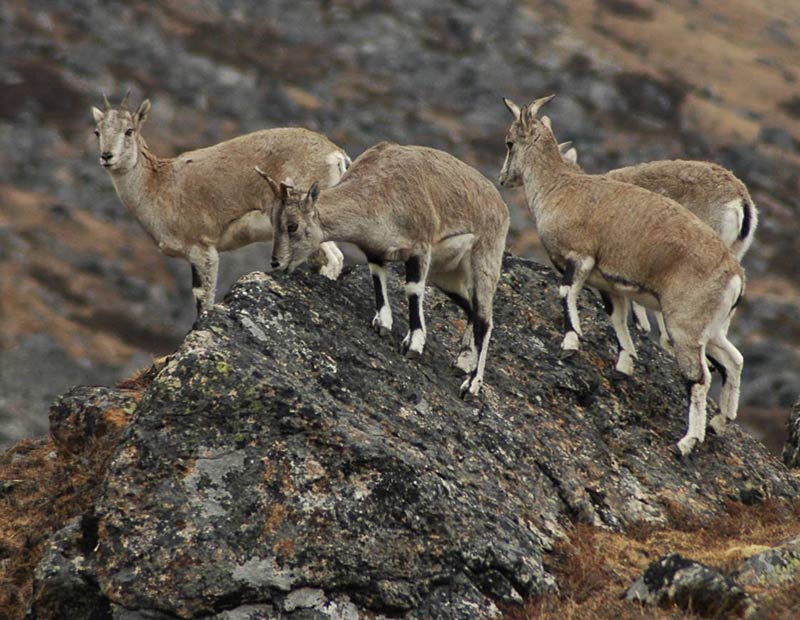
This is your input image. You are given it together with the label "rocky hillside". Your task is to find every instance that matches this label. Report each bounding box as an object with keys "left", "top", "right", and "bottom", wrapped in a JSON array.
[
  {"left": 1, "top": 2, "right": 799, "bottom": 451},
  {"left": 1, "top": 257, "right": 798, "bottom": 619}
]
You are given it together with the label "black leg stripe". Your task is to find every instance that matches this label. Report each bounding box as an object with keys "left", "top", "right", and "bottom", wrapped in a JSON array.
[
  {"left": 562, "top": 297, "right": 575, "bottom": 334},
  {"left": 599, "top": 291, "right": 613, "bottom": 316},
  {"left": 371, "top": 273, "right": 385, "bottom": 311},
  {"left": 562, "top": 259, "right": 577, "bottom": 287},
  {"left": 408, "top": 294, "right": 423, "bottom": 331},
  {"left": 191, "top": 265, "right": 201, "bottom": 289},
  {"left": 405, "top": 256, "right": 422, "bottom": 283},
  {"left": 444, "top": 291, "right": 472, "bottom": 318},
  {"left": 195, "top": 298, "right": 203, "bottom": 317},
  {"left": 707, "top": 355, "right": 728, "bottom": 386}
]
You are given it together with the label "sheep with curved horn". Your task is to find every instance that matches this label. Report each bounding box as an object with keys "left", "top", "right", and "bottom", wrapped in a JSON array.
[
  {"left": 91, "top": 94, "right": 350, "bottom": 319},
  {"left": 500, "top": 95, "right": 744, "bottom": 457}
]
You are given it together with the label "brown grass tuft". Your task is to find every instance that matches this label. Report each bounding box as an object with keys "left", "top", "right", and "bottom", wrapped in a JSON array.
[
  {"left": 0, "top": 439, "right": 107, "bottom": 619},
  {"left": 505, "top": 498, "right": 800, "bottom": 619}
]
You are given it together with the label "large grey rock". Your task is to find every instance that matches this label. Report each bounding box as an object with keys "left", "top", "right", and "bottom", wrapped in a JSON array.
[
  {"left": 70, "top": 257, "right": 796, "bottom": 619},
  {"left": 27, "top": 515, "right": 109, "bottom": 620},
  {"left": 737, "top": 536, "right": 800, "bottom": 588},
  {"left": 626, "top": 553, "right": 753, "bottom": 618}
]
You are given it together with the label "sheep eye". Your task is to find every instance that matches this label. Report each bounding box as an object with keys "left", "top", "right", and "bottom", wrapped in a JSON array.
[
  {"left": 125, "top": 128, "right": 134, "bottom": 137},
  {"left": 287, "top": 223, "right": 298, "bottom": 234},
  {"left": 93, "top": 129, "right": 100, "bottom": 137},
  {"left": 506, "top": 141, "right": 514, "bottom": 149}
]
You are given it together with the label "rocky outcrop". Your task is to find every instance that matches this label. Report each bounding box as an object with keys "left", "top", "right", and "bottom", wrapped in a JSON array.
[
  {"left": 784, "top": 399, "right": 800, "bottom": 468},
  {"left": 26, "top": 257, "right": 799, "bottom": 619},
  {"left": 625, "top": 553, "right": 752, "bottom": 618},
  {"left": 2, "top": 0, "right": 800, "bottom": 451}
]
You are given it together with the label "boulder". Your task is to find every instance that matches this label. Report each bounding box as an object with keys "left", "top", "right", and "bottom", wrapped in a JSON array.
[
  {"left": 625, "top": 553, "right": 752, "bottom": 618},
  {"left": 30, "top": 257, "right": 799, "bottom": 618}
]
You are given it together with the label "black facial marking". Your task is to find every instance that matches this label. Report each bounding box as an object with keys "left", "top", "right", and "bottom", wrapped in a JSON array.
[
  {"left": 191, "top": 265, "right": 201, "bottom": 289},
  {"left": 408, "top": 294, "right": 423, "bottom": 332},
  {"left": 371, "top": 272, "right": 385, "bottom": 312},
  {"left": 405, "top": 256, "right": 422, "bottom": 284},
  {"left": 707, "top": 355, "right": 728, "bottom": 386},
  {"left": 599, "top": 291, "right": 614, "bottom": 316}
]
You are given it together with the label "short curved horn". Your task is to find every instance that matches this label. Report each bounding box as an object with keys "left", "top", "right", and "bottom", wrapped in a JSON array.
[
  {"left": 120, "top": 89, "right": 132, "bottom": 110},
  {"left": 528, "top": 94, "right": 555, "bottom": 118},
  {"left": 102, "top": 92, "right": 111, "bottom": 110}
]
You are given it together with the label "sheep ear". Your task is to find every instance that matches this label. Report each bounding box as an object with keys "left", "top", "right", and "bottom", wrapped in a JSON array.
[
  {"left": 92, "top": 106, "right": 105, "bottom": 124},
  {"left": 134, "top": 99, "right": 151, "bottom": 127},
  {"left": 564, "top": 147, "right": 578, "bottom": 165},
  {"left": 542, "top": 115, "right": 553, "bottom": 130},
  {"left": 308, "top": 183, "right": 319, "bottom": 203},
  {"left": 503, "top": 97, "right": 521, "bottom": 120},
  {"left": 558, "top": 140, "right": 572, "bottom": 153},
  {"left": 254, "top": 168, "right": 282, "bottom": 198}
]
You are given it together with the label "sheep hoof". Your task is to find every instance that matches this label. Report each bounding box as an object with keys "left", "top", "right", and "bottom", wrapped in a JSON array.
[
  {"left": 676, "top": 436, "right": 699, "bottom": 459},
  {"left": 708, "top": 414, "right": 728, "bottom": 435},
  {"left": 459, "top": 376, "right": 482, "bottom": 399},
  {"left": 371, "top": 316, "right": 392, "bottom": 337},
  {"left": 559, "top": 347, "right": 577, "bottom": 360},
  {"left": 615, "top": 351, "right": 635, "bottom": 376},
  {"left": 319, "top": 263, "right": 341, "bottom": 280}
]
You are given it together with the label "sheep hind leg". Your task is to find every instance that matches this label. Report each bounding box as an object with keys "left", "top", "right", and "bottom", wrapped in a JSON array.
[
  {"left": 443, "top": 290, "right": 476, "bottom": 376},
  {"left": 460, "top": 284, "right": 495, "bottom": 398},
  {"left": 706, "top": 333, "right": 744, "bottom": 435},
  {"left": 559, "top": 255, "right": 595, "bottom": 357},
  {"left": 400, "top": 250, "right": 431, "bottom": 359},
  {"left": 656, "top": 311, "right": 674, "bottom": 352},
  {"left": 632, "top": 302, "right": 651, "bottom": 334}
]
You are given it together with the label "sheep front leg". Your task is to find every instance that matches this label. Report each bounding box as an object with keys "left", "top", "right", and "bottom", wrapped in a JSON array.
[
  {"left": 318, "top": 241, "right": 344, "bottom": 280},
  {"left": 400, "top": 250, "right": 431, "bottom": 359},
  {"left": 188, "top": 245, "right": 219, "bottom": 319},
  {"left": 559, "top": 255, "right": 595, "bottom": 356}
]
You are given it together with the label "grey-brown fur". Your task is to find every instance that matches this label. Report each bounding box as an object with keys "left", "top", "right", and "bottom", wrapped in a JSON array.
[
  {"left": 501, "top": 96, "right": 745, "bottom": 457},
  {"left": 262, "top": 141, "right": 510, "bottom": 397},
  {"left": 554, "top": 137, "right": 758, "bottom": 343},
  {"left": 91, "top": 94, "right": 349, "bottom": 317}
]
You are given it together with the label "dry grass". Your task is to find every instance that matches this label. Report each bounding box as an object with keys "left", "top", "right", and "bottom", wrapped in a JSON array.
[
  {"left": 503, "top": 498, "right": 800, "bottom": 619},
  {"left": 0, "top": 439, "right": 105, "bottom": 619},
  {"left": 0, "top": 371, "right": 151, "bottom": 620}
]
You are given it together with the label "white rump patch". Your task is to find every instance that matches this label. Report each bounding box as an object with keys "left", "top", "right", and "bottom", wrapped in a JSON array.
[
  {"left": 326, "top": 151, "right": 348, "bottom": 186},
  {"left": 719, "top": 199, "right": 743, "bottom": 248}
]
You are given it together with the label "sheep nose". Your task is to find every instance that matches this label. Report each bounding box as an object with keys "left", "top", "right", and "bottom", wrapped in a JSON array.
[
  {"left": 271, "top": 258, "right": 280, "bottom": 269},
  {"left": 101, "top": 151, "right": 113, "bottom": 161}
]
